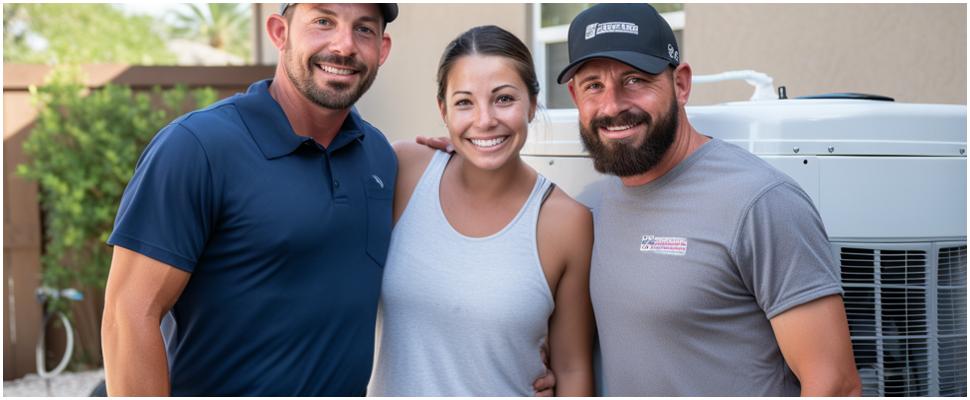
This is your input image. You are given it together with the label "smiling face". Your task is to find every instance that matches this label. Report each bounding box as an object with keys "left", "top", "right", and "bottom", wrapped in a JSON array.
[
  {"left": 439, "top": 55, "right": 537, "bottom": 171},
  {"left": 568, "top": 58, "right": 680, "bottom": 177},
  {"left": 281, "top": 4, "right": 390, "bottom": 110}
]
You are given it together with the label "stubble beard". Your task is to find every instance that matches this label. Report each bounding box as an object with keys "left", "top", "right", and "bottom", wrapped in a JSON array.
[
  {"left": 579, "top": 97, "right": 679, "bottom": 177},
  {"left": 283, "top": 42, "right": 378, "bottom": 110}
]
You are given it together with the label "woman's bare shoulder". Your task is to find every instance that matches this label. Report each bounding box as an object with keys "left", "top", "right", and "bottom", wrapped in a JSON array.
[
  {"left": 539, "top": 185, "right": 593, "bottom": 246},
  {"left": 392, "top": 140, "right": 436, "bottom": 171},
  {"left": 544, "top": 186, "right": 592, "bottom": 224}
]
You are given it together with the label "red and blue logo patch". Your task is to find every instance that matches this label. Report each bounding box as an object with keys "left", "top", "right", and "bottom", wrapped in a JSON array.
[{"left": 640, "top": 235, "right": 688, "bottom": 256}]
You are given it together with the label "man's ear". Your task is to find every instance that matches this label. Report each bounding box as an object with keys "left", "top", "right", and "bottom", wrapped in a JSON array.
[
  {"left": 378, "top": 33, "right": 392, "bottom": 66},
  {"left": 267, "top": 13, "right": 288, "bottom": 51},
  {"left": 672, "top": 63, "right": 692, "bottom": 107}
]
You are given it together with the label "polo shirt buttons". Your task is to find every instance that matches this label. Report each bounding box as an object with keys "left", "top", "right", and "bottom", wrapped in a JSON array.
[{"left": 334, "top": 180, "right": 340, "bottom": 188}]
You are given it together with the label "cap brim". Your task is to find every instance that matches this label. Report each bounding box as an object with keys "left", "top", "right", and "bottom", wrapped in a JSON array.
[{"left": 556, "top": 51, "right": 671, "bottom": 84}]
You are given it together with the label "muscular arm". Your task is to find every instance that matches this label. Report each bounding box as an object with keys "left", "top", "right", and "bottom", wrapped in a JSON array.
[
  {"left": 543, "top": 192, "right": 595, "bottom": 396},
  {"left": 770, "top": 295, "right": 862, "bottom": 396},
  {"left": 102, "top": 246, "right": 190, "bottom": 396}
]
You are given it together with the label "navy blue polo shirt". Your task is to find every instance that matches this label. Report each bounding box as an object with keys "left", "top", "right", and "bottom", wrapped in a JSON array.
[{"left": 108, "top": 79, "right": 396, "bottom": 395}]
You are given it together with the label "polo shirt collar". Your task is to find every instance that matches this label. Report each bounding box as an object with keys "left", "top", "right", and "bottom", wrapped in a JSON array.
[
  {"left": 329, "top": 108, "right": 366, "bottom": 153},
  {"left": 235, "top": 79, "right": 366, "bottom": 159}
]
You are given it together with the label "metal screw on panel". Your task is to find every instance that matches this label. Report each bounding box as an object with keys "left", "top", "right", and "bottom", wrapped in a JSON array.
[
  {"left": 548, "top": 159, "right": 555, "bottom": 165},
  {"left": 961, "top": 148, "right": 966, "bottom": 155},
  {"left": 793, "top": 147, "right": 800, "bottom": 154},
  {"left": 828, "top": 146, "right": 835, "bottom": 153}
]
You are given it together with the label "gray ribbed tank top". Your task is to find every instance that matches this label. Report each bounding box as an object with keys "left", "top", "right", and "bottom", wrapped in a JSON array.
[{"left": 368, "top": 150, "right": 555, "bottom": 396}]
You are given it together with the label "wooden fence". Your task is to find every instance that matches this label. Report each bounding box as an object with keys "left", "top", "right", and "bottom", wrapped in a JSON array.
[{"left": 3, "top": 64, "right": 275, "bottom": 380}]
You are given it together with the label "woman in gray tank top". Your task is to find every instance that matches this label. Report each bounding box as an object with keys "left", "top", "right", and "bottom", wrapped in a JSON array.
[{"left": 367, "top": 26, "right": 594, "bottom": 396}]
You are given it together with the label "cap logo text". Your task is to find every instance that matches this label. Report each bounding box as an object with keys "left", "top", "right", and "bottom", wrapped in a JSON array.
[
  {"left": 585, "top": 22, "right": 639, "bottom": 40},
  {"left": 668, "top": 44, "right": 680, "bottom": 62}
]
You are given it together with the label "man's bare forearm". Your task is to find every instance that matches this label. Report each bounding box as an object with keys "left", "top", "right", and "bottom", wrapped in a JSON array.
[
  {"left": 102, "top": 310, "right": 171, "bottom": 396},
  {"left": 102, "top": 246, "right": 190, "bottom": 395}
]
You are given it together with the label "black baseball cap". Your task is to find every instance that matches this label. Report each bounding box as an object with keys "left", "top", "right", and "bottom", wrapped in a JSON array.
[
  {"left": 557, "top": 3, "right": 679, "bottom": 84},
  {"left": 279, "top": 3, "right": 399, "bottom": 24}
]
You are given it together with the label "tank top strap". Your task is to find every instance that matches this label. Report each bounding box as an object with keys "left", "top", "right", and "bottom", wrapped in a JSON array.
[{"left": 523, "top": 174, "right": 553, "bottom": 231}]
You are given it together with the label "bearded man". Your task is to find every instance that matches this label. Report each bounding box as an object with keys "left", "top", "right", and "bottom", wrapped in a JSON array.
[
  {"left": 558, "top": 3, "right": 862, "bottom": 396},
  {"left": 101, "top": 4, "right": 398, "bottom": 395}
]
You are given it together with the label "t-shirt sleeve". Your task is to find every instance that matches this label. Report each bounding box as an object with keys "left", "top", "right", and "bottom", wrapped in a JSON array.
[
  {"left": 732, "top": 181, "right": 843, "bottom": 319},
  {"left": 107, "top": 122, "right": 215, "bottom": 273}
]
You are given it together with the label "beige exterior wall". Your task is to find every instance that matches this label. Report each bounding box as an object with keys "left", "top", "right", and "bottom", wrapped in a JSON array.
[
  {"left": 683, "top": 4, "right": 967, "bottom": 105},
  {"left": 255, "top": 4, "right": 280, "bottom": 66}
]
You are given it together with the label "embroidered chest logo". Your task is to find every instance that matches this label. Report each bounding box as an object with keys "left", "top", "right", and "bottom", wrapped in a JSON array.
[
  {"left": 371, "top": 174, "right": 384, "bottom": 189},
  {"left": 640, "top": 235, "right": 688, "bottom": 256}
]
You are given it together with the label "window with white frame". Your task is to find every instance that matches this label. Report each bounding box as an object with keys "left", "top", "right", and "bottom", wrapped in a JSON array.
[{"left": 533, "top": 3, "right": 684, "bottom": 109}]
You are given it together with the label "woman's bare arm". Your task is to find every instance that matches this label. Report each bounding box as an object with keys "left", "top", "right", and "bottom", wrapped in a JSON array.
[{"left": 539, "top": 189, "right": 595, "bottom": 396}]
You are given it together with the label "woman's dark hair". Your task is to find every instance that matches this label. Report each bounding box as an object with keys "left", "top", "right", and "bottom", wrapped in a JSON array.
[{"left": 436, "top": 25, "right": 540, "bottom": 105}]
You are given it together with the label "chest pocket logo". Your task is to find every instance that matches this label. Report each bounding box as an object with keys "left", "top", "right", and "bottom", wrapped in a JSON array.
[
  {"left": 640, "top": 235, "right": 688, "bottom": 256},
  {"left": 364, "top": 174, "right": 392, "bottom": 267}
]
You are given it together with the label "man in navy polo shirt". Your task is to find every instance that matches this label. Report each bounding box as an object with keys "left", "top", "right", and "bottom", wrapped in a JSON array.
[{"left": 101, "top": 4, "right": 398, "bottom": 395}]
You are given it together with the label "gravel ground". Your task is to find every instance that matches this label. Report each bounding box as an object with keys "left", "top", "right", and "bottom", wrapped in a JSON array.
[{"left": 3, "top": 369, "right": 104, "bottom": 397}]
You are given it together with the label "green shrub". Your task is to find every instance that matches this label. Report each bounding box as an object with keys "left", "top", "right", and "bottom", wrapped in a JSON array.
[{"left": 17, "top": 67, "right": 218, "bottom": 314}]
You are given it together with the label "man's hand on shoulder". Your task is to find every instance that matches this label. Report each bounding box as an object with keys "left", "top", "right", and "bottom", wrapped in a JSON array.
[{"left": 415, "top": 135, "right": 453, "bottom": 153}]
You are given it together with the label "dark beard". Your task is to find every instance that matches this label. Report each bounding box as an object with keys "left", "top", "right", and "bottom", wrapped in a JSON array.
[
  {"left": 283, "top": 49, "right": 378, "bottom": 110},
  {"left": 579, "top": 99, "right": 679, "bottom": 177}
]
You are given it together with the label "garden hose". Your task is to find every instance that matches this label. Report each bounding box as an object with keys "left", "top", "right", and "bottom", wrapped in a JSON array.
[
  {"left": 35, "top": 311, "right": 74, "bottom": 378},
  {"left": 34, "top": 287, "right": 83, "bottom": 379}
]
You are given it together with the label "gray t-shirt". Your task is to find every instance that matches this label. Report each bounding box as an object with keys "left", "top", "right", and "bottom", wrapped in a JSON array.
[{"left": 590, "top": 138, "right": 842, "bottom": 396}]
